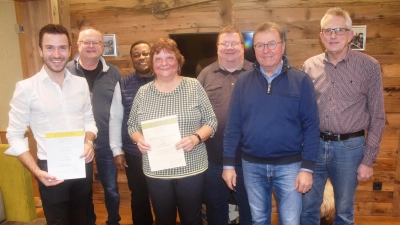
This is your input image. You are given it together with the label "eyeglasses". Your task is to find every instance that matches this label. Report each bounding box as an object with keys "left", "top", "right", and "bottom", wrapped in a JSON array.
[
  {"left": 132, "top": 52, "right": 150, "bottom": 58},
  {"left": 218, "top": 42, "right": 242, "bottom": 48},
  {"left": 253, "top": 41, "right": 283, "bottom": 51},
  {"left": 78, "top": 41, "right": 102, "bottom": 46},
  {"left": 321, "top": 28, "right": 350, "bottom": 36}
]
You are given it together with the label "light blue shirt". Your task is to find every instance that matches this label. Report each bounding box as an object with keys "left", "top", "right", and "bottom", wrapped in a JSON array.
[{"left": 260, "top": 60, "right": 283, "bottom": 83}]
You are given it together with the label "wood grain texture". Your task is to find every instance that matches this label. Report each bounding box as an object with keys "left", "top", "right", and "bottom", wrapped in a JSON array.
[
  {"left": 392, "top": 131, "right": 400, "bottom": 216},
  {"left": 68, "top": 0, "right": 400, "bottom": 217},
  {"left": 9, "top": 0, "right": 400, "bottom": 218},
  {"left": 15, "top": 0, "right": 72, "bottom": 79}
]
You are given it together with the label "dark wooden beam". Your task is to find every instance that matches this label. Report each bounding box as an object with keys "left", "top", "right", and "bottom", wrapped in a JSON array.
[{"left": 219, "top": 0, "right": 234, "bottom": 27}]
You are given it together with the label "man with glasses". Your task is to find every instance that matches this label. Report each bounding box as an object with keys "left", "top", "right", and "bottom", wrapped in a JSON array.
[
  {"left": 66, "top": 28, "right": 122, "bottom": 225},
  {"left": 301, "top": 7, "right": 385, "bottom": 225},
  {"left": 109, "top": 41, "right": 154, "bottom": 225},
  {"left": 197, "top": 25, "right": 252, "bottom": 225},
  {"left": 222, "top": 21, "right": 319, "bottom": 225}
]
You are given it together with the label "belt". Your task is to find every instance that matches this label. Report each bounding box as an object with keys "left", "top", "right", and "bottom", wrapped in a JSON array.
[{"left": 320, "top": 130, "right": 364, "bottom": 141}]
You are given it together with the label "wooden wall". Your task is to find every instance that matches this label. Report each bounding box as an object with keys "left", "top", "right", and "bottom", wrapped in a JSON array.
[
  {"left": 13, "top": 0, "right": 398, "bottom": 218},
  {"left": 69, "top": 0, "right": 400, "bottom": 217},
  {"left": 14, "top": 0, "right": 71, "bottom": 79}
]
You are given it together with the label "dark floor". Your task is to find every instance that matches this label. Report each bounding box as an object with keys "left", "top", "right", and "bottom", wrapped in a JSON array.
[
  {"left": 321, "top": 217, "right": 335, "bottom": 225},
  {"left": 0, "top": 217, "right": 333, "bottom": 225}
]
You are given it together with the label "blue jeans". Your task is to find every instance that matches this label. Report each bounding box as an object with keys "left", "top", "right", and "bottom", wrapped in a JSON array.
[
  {"left": 203, "top": 162, "right": 251, "bottom": 225},
  {"left": 93, "top": 142, "right": 121, "bottom": 225},
  {"left": 242, "top": 160, "right": 302, "bottom": 225},
  {"left": 301, "top": 137, "right": 365, "bottom": 225}
]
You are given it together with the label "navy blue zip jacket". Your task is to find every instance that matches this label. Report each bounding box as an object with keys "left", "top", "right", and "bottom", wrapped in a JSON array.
[{"left": 223, "top": 56, "right": 319, "bottom": 171}]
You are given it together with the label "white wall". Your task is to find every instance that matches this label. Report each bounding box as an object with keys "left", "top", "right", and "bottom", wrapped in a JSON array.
[{"left": 0, "top": 0, "right": 23, "bottom": 130}]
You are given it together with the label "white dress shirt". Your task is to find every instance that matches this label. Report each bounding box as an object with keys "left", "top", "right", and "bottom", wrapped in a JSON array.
[{"left": 6, "top": 67, "right": 98, "bottom": 159}]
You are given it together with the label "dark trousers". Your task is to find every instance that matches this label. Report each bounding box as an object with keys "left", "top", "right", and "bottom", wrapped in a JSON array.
[
  {"left": 37, "top": 160, "right": 93, "bottom": 225},
  {"left": 146, "top": 172, "right": 206, "bottom": 225},
  {"left": 203, "top": 162, "right": 252, "bottom": 225},
  {"left": 125, "top": 153, "right": 153, "bottom": 225}
]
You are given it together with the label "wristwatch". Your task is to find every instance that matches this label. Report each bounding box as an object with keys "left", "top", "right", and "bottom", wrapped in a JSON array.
[
  {"left": 85, "top": 140, "right": 96, "bottom": 149},
  {"left": 192, "top": 133, "right": 202, "bottom": 144}
]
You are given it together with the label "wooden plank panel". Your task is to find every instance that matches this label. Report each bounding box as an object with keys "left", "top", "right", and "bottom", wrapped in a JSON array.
[
  {"left": 357, "top": 181, "right": 394, "bottom": 192},
  {"left": 386, "top": 113, "right": 400, "bottom": 127},
  {"left": 234, "top": 0, "right": 398, "bottom": 8},
  {"left": 66, "top": 0, "right": 400, "bottom": 216},
  {"left": 379, "top": 126, "right": 400, "bottom": 158},
  {"left": 378, "top": 139, "right": 398, "bottom": 159},
  {"left": 355, "top": 190, "right": 393, "bottom": 203},
  {"left": 381, "top": 126, "right": 400, "bottom": 140},
  {"left": 370, "top": 55, "right": 400, "bottom": 65},
  {"left": 383, "top": 77, "right": 400, "bottom": 90},
  {"left": 384, "top": 90, "right": 400, "bottom": 113},
  {"left": 15, "top": 0, "right": 52, "bottom": 78},
  {"left": 393, "top": 132, "right": 400, "bottom": 216},
  {"left": 374, "top": 158, "right": 398, "bottom": 172},
  {"left": 355, "top": 202, "right": 392, "bottom": 216},
  {"left": 382, "top": 64, "right": 400, "bottom": 78}
]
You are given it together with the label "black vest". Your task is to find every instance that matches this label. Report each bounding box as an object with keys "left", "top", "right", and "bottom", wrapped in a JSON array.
[{"left": 120, "top": 72, "right": 154, "bottom": 156}]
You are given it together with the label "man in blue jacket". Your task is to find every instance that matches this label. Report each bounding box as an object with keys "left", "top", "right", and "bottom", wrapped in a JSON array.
[{"left": 222, "top": 22, "right": 320, "bottom": 225}]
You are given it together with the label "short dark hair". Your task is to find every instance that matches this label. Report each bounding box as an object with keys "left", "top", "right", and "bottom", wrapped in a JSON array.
[
  {"left": 39, "top": 24, "right": 71, "bottom": 49},
  {"left": 130, "top": 40, "right": 151, "bottom": 58}
]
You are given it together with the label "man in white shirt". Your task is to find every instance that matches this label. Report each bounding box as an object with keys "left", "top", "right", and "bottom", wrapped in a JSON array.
[{"left": 6, "top": 24, "right": 97, "bottom": 225}]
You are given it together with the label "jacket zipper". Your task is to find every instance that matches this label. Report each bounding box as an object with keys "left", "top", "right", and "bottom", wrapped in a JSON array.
[{"left": 267, "top": 82, "right": 272, "bottom": 93}]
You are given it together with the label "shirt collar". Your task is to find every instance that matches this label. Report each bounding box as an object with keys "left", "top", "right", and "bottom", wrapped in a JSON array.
[
  {"left": 323, "top": 46, "right": 352, "bottom": 64},
  {"left": 74, "top": 53, "right": 110, "bottom": 72},
  {"left": 39, "top": 66, "right": 71, "bottom": 82},
  {"left": 260, "top": 60, "right": 283, "bottom": 82},
  {"left": 215, "top": 61, "right": 245, "bottom": 75},
  {"left": 218, "top": 61, "right": 244, "bottom": 71}
]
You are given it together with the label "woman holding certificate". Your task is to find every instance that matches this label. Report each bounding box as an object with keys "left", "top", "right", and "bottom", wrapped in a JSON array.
[{"left": 127, "top": 38, "right": 217, "bottom": 225}]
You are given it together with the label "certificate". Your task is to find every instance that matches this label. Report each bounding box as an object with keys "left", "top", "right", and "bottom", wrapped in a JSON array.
[
  {"left": 46, "top": 130, "right": 86, "bottom": 180},
  {"left": 141, "top": 115, "right": 186, "bottom": 171}
]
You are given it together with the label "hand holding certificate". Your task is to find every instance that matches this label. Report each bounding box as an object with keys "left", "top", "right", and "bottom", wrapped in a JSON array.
[
  {"left": 141, "top": 115, "right": 186, "bottom": 171},
  {"left": 46, "top": 130, "right": 86, "bottom": 180}
]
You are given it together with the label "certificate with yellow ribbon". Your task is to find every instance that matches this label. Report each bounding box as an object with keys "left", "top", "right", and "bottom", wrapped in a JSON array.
[{"left": 46, "top": 130, "right": 85, "bottom": 180}]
